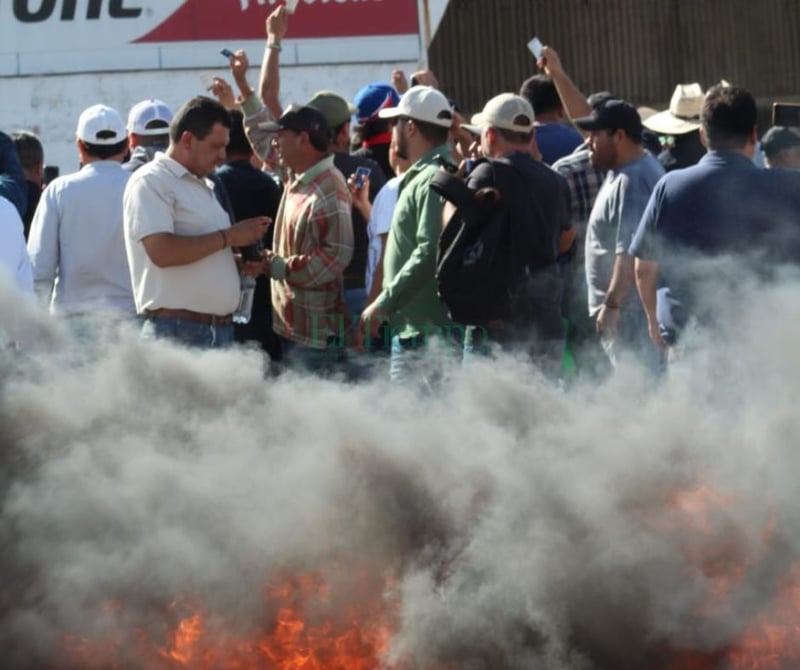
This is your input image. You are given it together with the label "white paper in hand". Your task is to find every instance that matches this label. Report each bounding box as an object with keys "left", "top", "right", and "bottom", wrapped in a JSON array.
[
  {"left": 285, "top": 0, "right": 300, "bottom": 13},
  {"left": 527, "top": 36, "right": 544, "bottom": 60}
]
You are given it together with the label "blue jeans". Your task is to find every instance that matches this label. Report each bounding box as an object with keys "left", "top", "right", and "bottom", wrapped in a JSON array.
[
  {"left": 343, "top": 287, "right": 368, "bottom": 322},
  {"left": 141, "top": 316, "right": 235, "bottom": 349},
  {"left": 389, "top": 329, "right": 463, "bottom": 386},
  {"left": 281, "top": 336, "right": 347, "bottom": 376}
]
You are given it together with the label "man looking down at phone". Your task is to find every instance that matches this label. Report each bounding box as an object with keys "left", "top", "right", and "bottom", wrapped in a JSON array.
[
  {"left": 123, "top": 96, "right": 270, "bottom": 349},
  {"left": 256, "top": 104, "right": 353, "bottom": 372}
]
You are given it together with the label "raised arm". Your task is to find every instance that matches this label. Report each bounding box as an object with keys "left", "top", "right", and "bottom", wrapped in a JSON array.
[
  {"left": 539, "top": 46, "right": 592, "bottom": 131},
  {"left": 228, "top": 50, "right": 255, "bottom": 104},
  {"left": 258, "top": 5, "right": 287, "bottom": 120}
]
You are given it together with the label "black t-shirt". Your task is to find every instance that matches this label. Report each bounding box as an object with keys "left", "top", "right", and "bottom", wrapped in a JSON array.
[
  {"left": 215, "top": 160, "right": 284, "bottom": 358},
  {"left": 332, "top": 152, "right": 386, "bottom": 289},
  {"left": 465, "top": 152, "right": 571, "bottom": 339},
  {"left": 658, "top": 130, "right": 706, "bottom": 173}
]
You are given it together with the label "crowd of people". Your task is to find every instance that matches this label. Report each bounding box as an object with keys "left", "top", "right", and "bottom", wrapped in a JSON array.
[{"left": 2, "top": 5, "right": 800, "bottom": 385}]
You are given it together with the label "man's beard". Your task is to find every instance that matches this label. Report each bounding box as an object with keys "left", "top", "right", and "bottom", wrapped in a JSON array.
[{"left": 394, "top": 132, "right": 409, "bottom": 161}]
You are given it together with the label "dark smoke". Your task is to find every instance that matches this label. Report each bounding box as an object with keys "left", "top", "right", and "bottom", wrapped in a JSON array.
[{"left": 1, "top": 258, "right": 799, "bottom": 669}]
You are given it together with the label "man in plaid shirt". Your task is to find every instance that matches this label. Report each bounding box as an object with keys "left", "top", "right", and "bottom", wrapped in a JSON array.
[{"left": 258, "top": 105, "right": 353, "bottom": 369}]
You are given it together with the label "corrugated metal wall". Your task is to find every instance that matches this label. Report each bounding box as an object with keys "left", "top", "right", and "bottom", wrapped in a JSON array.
[{"left": 429, "top": 0, "right": 800, "bottom": 115}]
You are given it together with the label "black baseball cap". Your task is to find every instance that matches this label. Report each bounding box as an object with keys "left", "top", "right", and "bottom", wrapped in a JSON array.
[
  {"left": 259, "top": 104, "right": 329, "bottom": 151},
  {"left": 574, "top": 99, "right": 643, "bottom": 140},
  {"left": 761, "top": 126, "right": 800, "bottom": 157}
]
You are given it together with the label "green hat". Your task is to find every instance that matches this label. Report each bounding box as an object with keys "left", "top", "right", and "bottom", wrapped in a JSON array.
[{"left": 307, "top": 91, "right": 358, "bottom": 128}]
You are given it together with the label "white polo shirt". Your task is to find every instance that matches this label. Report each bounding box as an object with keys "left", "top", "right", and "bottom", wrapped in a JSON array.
[
  {"left": 0, "top": 196, "right": 34, "bottom": 295},
  {"left": 27, "top": 160, "right": 134, "bottom": 314},
  {"left": 123, "top": 153, "right": 240, "bottom": 316}
]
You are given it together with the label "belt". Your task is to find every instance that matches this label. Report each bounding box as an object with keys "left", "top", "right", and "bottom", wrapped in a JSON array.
[{"left": 145, "top": 308, "right": 233, "bottom": 326}]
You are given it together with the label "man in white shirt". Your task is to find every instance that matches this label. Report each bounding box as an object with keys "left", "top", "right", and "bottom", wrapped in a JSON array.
[
  {"left": 123, "top": 96, "right": 269, "bottom": 349},
  {"left": 27, "top": 104, "right": 134, "bottom": 318}
]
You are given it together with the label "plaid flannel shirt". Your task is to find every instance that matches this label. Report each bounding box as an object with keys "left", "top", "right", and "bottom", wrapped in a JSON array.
[
  {"left": 552, "top": 146, "right": 606, "bottom": 235},
  {"left": 268, "top": 155, "right": 354, "bottom": 349}
]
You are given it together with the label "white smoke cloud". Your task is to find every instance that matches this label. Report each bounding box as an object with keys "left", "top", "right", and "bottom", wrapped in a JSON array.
[{"left": 1, "top": 259, "right": 799, "bottom": 669}]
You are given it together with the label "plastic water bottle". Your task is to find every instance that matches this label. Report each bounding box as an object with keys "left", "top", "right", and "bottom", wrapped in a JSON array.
[{"left": 233, "top": 275, "right": 256, "bottom": 324}]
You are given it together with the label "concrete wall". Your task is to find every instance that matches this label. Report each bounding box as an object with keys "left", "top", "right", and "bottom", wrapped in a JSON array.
[
  {"left": 0, "top": 0, "right": 455, "bottom": 174},
  {"left": 1, "top": 61, "right": 417, "bottom": 175}
]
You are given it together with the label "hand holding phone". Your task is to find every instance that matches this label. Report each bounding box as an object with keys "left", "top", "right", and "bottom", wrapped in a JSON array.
[
  {"left": 527, "top": 37, "right": 544, "bottom": 60},
  {"left": 772, "top": 102, "right": 800, "bottom": 127},
  {"left": 355, "top": 166, "right": 371, "bottom": 189}
]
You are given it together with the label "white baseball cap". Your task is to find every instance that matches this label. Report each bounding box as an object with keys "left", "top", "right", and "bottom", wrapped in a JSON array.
[
  {"left": 76, "top": 104, "right": 127, "bottom": 145},
  {"left": 127, "top": 98, "right": 173, "bottom": 136},
  {"left": 461, "top": 93, "right": 535, "bottom": 135},
  {"left": 378, "top": 85, "right": 454, "bottom": 128}
]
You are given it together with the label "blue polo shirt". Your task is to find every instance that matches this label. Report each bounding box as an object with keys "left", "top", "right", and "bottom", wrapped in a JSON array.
[
  {"left": 631, "top": 151, "right": 800, "bottom": 260},
  {"left": 629, "top": 150, "right": 800, "bottom": 319}
]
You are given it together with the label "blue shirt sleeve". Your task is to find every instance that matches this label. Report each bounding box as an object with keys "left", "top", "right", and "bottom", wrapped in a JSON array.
[
  {"left": 629, "top": 180, "right": 664, "bottom": 260},
  {"left": 0, "top": 132, "right": 27, "bottom": 219},
  {"left": 613, "top": 173, "right": 654, "bottom": 254}
]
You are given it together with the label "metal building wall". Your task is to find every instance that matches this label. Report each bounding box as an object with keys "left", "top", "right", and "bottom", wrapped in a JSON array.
[{"left": 429, "top": 0, "right": 800, "bottom": 115}]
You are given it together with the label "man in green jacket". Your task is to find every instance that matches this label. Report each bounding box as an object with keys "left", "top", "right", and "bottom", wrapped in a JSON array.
[{"left": 359, "top": 85, "right": 458, "bottom": 383}]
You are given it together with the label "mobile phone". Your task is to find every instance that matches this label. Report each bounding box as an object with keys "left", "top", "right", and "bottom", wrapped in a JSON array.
[
  {"left": 239, "top": 240, "right": 264, "bottom": 262},
  {"left": 220, "top": 48, "right": 235, "bottom": 59},
  {"left": 527, "top": 36, "right": 544, "bottom": 60},
  {"left": 772, "top": 102, "right": 800, "bottom": 127},
  {"left": 285, "top": 0, "right": 300, "bottom": 13},
  {"left": 355, "top": 166, "right": 371, "bottom": 188}
]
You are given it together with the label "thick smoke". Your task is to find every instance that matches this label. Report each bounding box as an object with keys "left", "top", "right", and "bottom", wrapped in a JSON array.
[{"left": 1, "top": 258, "right": 799, "bottom": 669}]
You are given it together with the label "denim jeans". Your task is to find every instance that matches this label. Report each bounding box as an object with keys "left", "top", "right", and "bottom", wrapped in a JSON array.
[
  {"left": 140, "top": 316, "right": 235, "bottom": 349},
  {"left": 343, "top": 287, "right": 368, "bottom": 322},
  {"left": 281, "top": 336, "right": 347, "bottom": 376},
  {"left": 389, "top": 329, "right": 463, "bottom": 386}
]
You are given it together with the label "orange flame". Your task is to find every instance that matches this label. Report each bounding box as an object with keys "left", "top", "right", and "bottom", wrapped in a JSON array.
[
  {"left": 665, "top": 485, "right": 800, "bottom": 669},
  {"left": 63, "top": 567, "right": 405, "bottom": 669}
]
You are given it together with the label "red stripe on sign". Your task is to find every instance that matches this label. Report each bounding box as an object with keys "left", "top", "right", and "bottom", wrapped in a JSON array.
[{"left": 134, "top": 0, "right": 419, "bottom": 43}]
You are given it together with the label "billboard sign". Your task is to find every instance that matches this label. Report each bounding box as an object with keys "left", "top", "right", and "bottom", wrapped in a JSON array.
[{"left": 0, "top": 0, "right": 421, "bottom": 75}]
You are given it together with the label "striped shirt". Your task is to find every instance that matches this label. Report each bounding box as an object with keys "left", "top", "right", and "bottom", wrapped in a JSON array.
[{"left": 269, "top": 154, "right": 353, "bottom": 349}]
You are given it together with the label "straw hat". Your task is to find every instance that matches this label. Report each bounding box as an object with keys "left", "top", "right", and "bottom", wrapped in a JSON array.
[{"left": 643, "top": 83, "right": 704, "bottom": 135}]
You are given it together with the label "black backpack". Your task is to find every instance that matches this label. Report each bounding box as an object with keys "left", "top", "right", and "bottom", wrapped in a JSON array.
[{"left": 431, "top": 158, "right": 530, "bottom": 325}]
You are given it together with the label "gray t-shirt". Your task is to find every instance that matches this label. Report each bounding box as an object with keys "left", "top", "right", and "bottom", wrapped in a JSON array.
[{"left": 584, "top": 153, "right": 664, "bottom": 316}]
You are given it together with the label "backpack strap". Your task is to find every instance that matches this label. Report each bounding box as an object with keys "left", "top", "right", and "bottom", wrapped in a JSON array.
[{"left": 430, "top": 169, "right": 473, "bottom": 208}]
